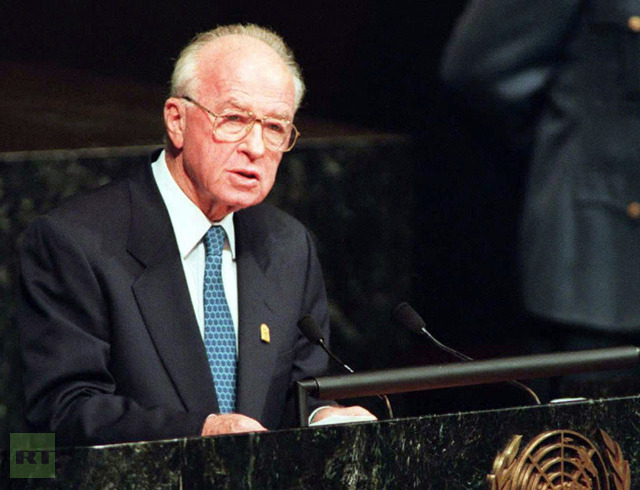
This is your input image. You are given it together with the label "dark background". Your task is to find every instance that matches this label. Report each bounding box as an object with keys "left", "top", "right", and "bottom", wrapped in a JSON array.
[
  {"left": 0, "top": 1, "right": 467, "bottom": 145},
  {"left": 0, "top": 1, "right": 536, "bottom": 425}
]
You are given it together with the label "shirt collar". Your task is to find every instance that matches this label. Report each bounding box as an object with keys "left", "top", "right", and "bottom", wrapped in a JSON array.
[{"left": 151, "top": 150, "right": 236, "bottom": 260}]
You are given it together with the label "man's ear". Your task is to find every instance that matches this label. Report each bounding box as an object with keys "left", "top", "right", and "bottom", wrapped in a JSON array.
[{"left": 164, "top": 98, "right": 185, "bottom": 150}]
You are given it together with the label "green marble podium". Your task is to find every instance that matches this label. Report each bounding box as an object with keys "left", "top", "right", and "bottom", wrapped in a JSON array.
[{"left": 3, "top": 395, "right": 639, "bottom": 488}]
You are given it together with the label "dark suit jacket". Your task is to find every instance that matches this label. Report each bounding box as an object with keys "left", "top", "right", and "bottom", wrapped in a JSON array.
[
  {"left": 441, "top": 0, "right": 640, "bottom": 331},
  {"left": 17, "top": 161, "right": 330, "bottom": 446}
]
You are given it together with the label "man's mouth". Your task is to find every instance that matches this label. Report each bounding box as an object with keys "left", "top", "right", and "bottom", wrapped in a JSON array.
[{"left": 233, "top": 169, "right": 259, "bottom": 180}]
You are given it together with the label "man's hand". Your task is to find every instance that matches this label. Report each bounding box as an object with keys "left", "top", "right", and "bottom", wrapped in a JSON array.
[
  {"left": 201, "top": 413, "right": 268, "bottom": 436},
  {"left": 310, "top": 405, "right": 377, "bottom": 425}
]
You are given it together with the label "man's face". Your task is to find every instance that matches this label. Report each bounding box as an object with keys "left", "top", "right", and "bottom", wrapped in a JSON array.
[{"left": 165, "top": 36, "right": 296, "bottom": 221}]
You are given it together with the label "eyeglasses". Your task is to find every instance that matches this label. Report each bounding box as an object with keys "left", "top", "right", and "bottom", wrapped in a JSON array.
[{"left": 179, "top": 95, "right": 300, "bottom": 152}]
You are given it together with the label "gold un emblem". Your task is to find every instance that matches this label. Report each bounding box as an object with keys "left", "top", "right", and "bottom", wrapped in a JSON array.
[{"left": 487, "top": 429, "right": 630, "bottom": 489}]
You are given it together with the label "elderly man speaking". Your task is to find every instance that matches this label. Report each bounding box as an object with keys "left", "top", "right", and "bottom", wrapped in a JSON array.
[{"left": 18, "top": 24, "right": 374, "bottom": 446}]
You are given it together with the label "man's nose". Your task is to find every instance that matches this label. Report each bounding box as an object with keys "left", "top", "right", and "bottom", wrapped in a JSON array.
[{"left": 240, "top": 121, "right": 266, "bottom": 158}]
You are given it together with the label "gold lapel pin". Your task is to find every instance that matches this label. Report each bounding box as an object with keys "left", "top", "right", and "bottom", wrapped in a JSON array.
[{"left": 260, "top": 323, "right": 271, "bottom": 343}]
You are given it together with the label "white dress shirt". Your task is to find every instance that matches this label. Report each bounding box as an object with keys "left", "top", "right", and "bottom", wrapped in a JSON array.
[{"left": 151, "top": 151, "right": 239, "bottom": 350}]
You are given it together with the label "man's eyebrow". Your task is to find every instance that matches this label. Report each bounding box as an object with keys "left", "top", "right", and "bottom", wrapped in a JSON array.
[
  {"left": 224, "top": 98, "right": 293, "bottom": 121},
  {"left": 224, "top": 99, "right": 247, "bottom": 110},
  {"left": 271, "top": 111, "right": 293, "bottom": 122}
]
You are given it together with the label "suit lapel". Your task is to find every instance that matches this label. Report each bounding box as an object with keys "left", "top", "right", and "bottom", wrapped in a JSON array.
[
  {"left": 235, "top": 210, "right": 285, "bottom": 421},
  {"left": 127, "top": 163, "right": 218, "bottom": 414}
]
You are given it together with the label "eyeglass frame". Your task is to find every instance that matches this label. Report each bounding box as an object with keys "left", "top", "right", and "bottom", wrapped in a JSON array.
[{"left": 178, "top": 95, "right": 300, "bottom": 152}]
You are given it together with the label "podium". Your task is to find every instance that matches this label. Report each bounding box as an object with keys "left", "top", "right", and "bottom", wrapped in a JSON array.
[{"left": 4, "top": 395, "right": 639, "bottom": 488}]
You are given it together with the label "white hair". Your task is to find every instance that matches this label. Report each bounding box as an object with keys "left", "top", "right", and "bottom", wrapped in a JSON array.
[{"left": 170, "top": 24, "right": 305, "bottom": 110}]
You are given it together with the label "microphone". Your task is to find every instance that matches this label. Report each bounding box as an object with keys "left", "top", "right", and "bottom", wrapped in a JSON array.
[
  {"left": 298, "top": 316, "right": 355, "bottom": 373},
  {"left": 297, "top": 315, "right": 393, "bottom": 418},
  {"left": 392, "top": 302, "right": 541, "bottom": 405}
]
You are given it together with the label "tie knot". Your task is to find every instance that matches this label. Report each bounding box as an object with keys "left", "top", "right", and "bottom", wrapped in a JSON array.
[{"left": 204, "top": 226, "right": 226, "bottom": 258}]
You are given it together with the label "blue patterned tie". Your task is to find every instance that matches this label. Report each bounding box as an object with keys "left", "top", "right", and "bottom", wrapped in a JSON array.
[{"left": 203, "top": 226, "right": 237, "bottom": 413}]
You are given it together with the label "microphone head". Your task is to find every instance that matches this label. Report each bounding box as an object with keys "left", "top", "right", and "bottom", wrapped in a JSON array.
[
  {"left": 392, "top": 302, "right": 426, "bottom": 334},
  {"left": 297, "top": 315, "right": 325, "bottom": 345}
]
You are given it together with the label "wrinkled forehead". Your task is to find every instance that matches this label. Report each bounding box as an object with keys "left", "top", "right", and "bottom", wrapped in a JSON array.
[{"left": 195, "top": 35, "right": 296, "bottom": 113}]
